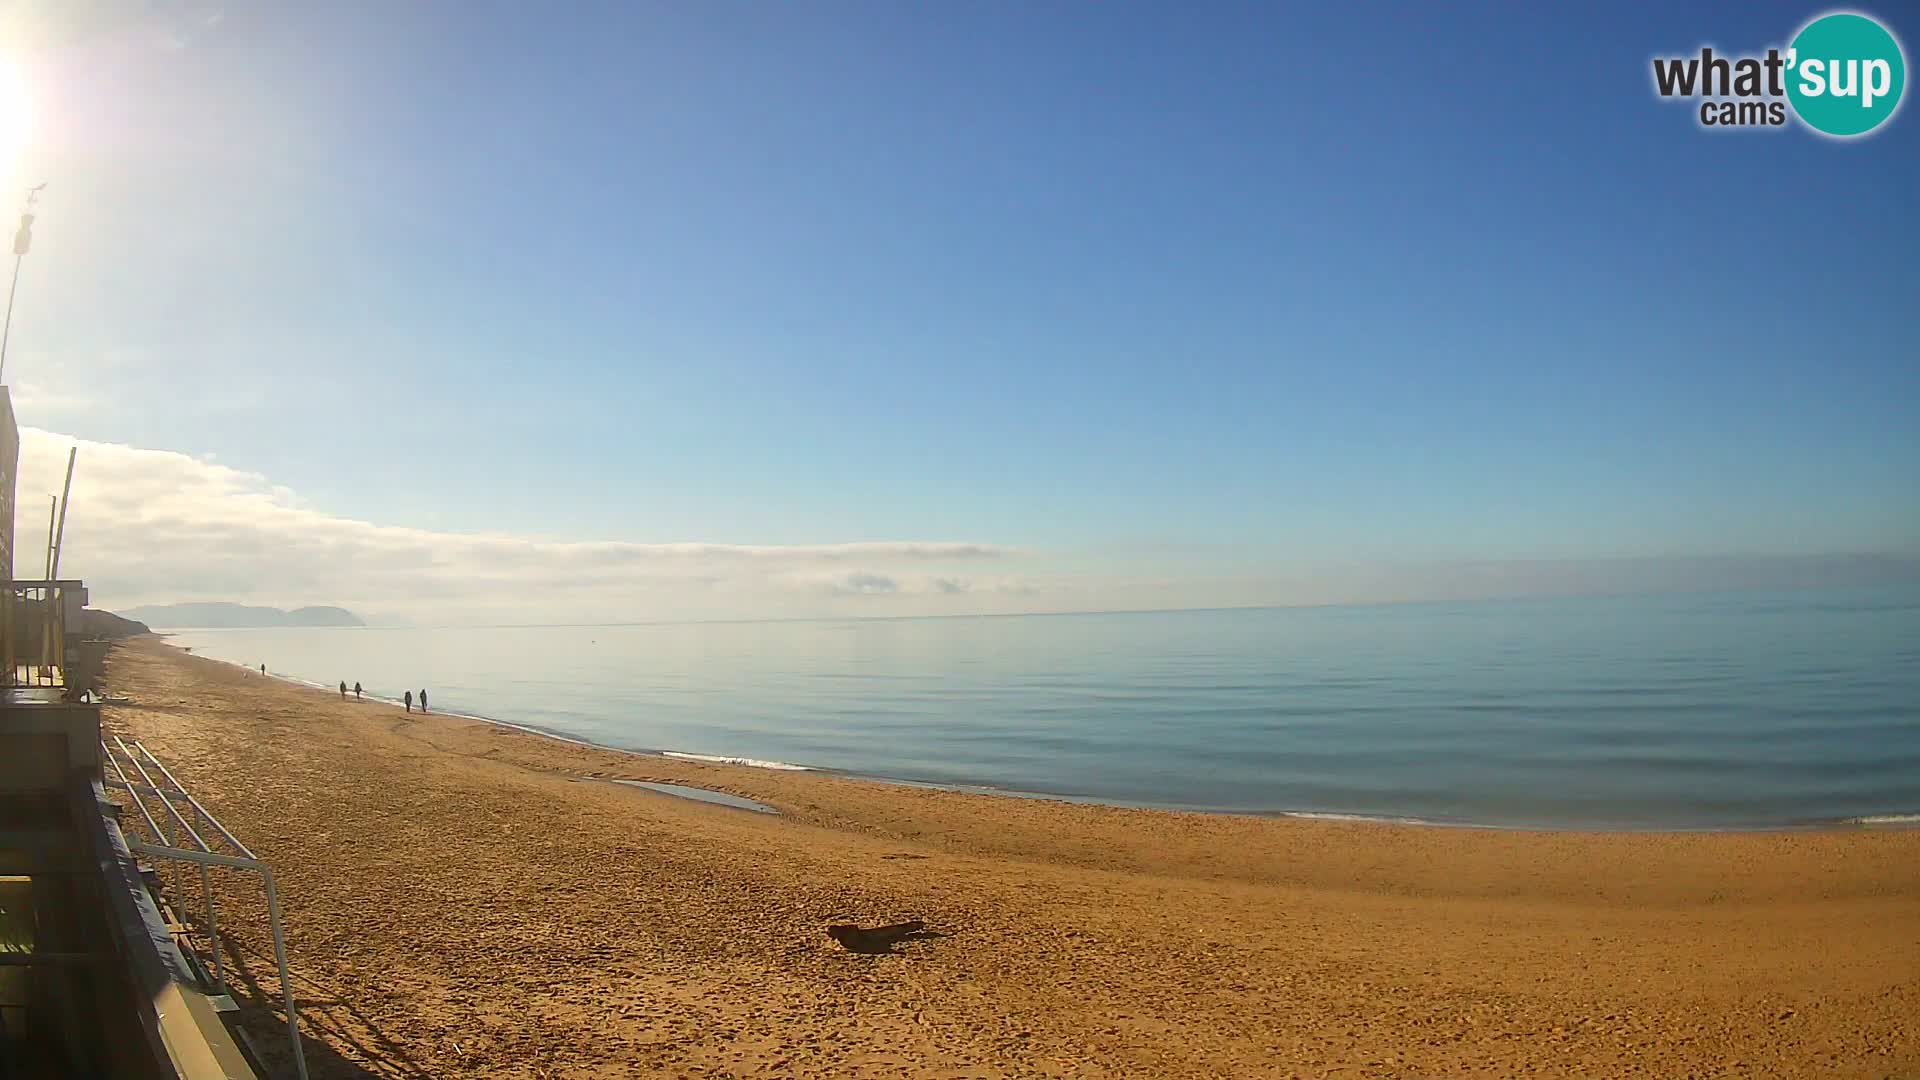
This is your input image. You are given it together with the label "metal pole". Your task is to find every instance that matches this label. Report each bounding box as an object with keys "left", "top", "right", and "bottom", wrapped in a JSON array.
[
  {"left": 261, "top": 867, "right": 309, "bottom": 1080},
  {"left": 0, "top": 251, "right": 22, "bottom": 384},
  {"left": 49, "top": 447, "right": 75, "bottom": 579},
  {"left": 1, "top": 184, "right": 44, "bottom": 385},
  {"left": 127, "top": 841, "right": 260, "bottom": 871},
  {"left": 38, "top": 498, "right": 53, "bottom": 683},
  {"left": 200, "top": 865, "right": 224, "bottom": 992}
]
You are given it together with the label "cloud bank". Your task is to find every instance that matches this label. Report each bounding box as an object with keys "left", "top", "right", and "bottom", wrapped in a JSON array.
[
  {"left": 14, "top": 428, "right": 1917, "bottom": 626},
  {"left": 14, "top": 428, "right": 1026, "bottom": 622}
]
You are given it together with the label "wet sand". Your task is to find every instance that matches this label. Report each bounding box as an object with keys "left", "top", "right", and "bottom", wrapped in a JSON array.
[{"left": 100, "top": 636, "right": 1918, "bottom": 1078}]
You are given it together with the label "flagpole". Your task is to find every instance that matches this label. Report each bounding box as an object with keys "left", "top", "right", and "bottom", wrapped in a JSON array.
[
  {"left": 0, "top": 183, "right": 45, "bottom": 385},
  {"left": 0, "top": 248, "right": 23, "bottom": 383}
]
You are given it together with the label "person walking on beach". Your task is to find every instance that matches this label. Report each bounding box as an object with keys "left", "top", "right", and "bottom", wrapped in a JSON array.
[
  {"left": 339, "top": 681, "right": 347, "bottom": 699},
  {"left": 353, "top": 681, "right": 362, "bottom": 700},
  {"left": 419, "top": 688, "right": 429, "bottom": 713},
  {"left": 259, "top": 663, "right": 266, "bottom": 675},
  {"left": 403, "top": 689, "right": 413, "bottom": 713}
]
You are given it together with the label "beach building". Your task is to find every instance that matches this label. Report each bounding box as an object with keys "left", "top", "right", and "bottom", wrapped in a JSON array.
[{"left": 0, "top": 383, "right": 273, "bottom": 1078}]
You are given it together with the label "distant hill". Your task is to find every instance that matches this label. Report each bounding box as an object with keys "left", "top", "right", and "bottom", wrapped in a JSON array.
[
  {"left": 81, "top": 609, "right": 152, "bottom": 639},
  {"left": 120, "top": 603, "right": 366, "bottom": 629}
]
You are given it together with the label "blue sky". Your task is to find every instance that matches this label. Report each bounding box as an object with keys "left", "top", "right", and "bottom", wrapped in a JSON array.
[{"left": 2, "top": 1, "right": 1916, "bottom": 618}]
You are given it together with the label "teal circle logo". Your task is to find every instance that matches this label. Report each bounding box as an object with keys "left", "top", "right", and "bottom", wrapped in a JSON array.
[{"left": 1786, "top": 12, "right": 1906, "bottom": 136}]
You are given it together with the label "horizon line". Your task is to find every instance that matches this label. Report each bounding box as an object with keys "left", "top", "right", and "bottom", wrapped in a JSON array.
[{"left": 130, "top": 578, "right": 1918, "bottom": 634}]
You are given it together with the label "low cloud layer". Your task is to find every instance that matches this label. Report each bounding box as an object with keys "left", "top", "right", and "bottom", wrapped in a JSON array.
[
  {"left": 14, "top": 428, "right": 1026, "bottom": 622},
  {"left": 14, "top": 428, "right": 1917, "bottom": 626}
]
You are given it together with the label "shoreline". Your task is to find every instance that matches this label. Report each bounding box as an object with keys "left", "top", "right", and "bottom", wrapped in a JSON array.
[
  {"left": 97, "top": 635, "right": 1920, "bottom": 1078},
  {"left": 211, "top": 644, "right": 1920, "bottom": 835}
]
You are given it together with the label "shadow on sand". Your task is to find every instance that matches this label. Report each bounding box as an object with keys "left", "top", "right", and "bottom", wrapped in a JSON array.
[
  {"left": 216, "top": 933, "right": 435, "bottom": 1080},
  {"left": 826, "top": 921, "right": 946, "bottom": 955}
]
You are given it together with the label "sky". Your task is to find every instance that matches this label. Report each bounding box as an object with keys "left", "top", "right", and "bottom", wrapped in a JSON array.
[{"left": 0, "top": 1, "right": 1915, "bottom": 622}]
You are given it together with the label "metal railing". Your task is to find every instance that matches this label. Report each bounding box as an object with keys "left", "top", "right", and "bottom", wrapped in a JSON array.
[{"left": 102, "top": 736, "right": 309, "bottom": 1080}]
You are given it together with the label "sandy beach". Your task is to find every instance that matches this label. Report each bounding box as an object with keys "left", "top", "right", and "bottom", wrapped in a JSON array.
[{"left": 98, "top": 636, "right": 1918, "bottom": 1079}]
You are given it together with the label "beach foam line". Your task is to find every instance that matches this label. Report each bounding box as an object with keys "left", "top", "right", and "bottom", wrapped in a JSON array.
[
  {"left": 1847, "top": 813, "right": 1920, "bottom": 826},
  {"left": 661, "top": 751, "right": 811, "bottom": 771},
  {"left": 433, "top": 710, "right": 606, "bottom": 749},
  {"left": 1280, "top": 810, "right": 1444, "bottom": 826}
]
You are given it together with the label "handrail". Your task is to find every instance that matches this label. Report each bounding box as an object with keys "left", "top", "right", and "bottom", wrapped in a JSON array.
[
  {"left": 104, "top": 748, "right": 168, "bottom": 844},
  {"left": 103, "top": 740, "right": 309, "bottom": 1080},
  {"left": 113, "top": 735, "right": 224, "bottom": 992},
  {"left": 137, "top": 741, "right": 259, "bottom": 860},
  {"left": 116, "top": 736, "right": 213, "bottom": 852}
]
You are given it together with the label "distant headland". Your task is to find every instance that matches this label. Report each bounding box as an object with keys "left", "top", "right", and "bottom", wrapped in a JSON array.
[{"left": 118, "top": 603, "right": 367, "bottom": 629}]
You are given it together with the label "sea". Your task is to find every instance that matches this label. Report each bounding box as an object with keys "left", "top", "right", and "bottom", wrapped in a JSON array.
[{"left": 155, "top": 586, "right": 1920, "bottom": 830}]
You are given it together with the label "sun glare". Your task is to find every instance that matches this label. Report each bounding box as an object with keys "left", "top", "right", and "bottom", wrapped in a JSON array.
[{"left": 0, "top": 58, "right": 32, "bottom": 182}]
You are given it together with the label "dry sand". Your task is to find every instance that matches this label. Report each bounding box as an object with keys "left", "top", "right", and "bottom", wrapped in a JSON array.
[{"left": 99, "top": 636, "right": 1918, "bottom": 1079}]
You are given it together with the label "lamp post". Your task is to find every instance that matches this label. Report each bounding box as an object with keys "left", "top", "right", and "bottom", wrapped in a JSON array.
[{"left": 0, "top": 182, "right": 45, "bottom": 384}]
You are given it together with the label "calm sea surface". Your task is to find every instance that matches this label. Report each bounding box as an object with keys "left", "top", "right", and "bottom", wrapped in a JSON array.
[{"left": 158, "top": 587, "right": 1920, "bottom": 829}]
